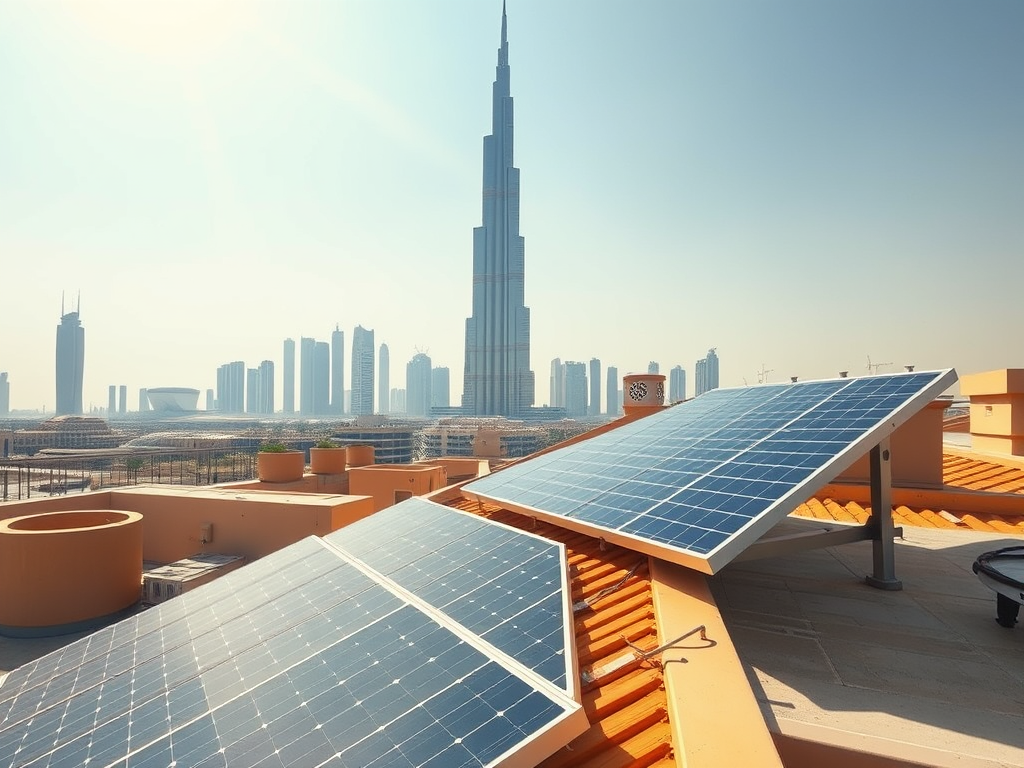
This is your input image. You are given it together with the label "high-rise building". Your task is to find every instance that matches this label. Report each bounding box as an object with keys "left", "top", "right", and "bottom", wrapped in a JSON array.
[
  {"left": 564, "top": 361, "right": 587, "bottom": 419},
  {"left": 118, "top": 385, "right": 127, "bottom": 415},
  {"left": 462, "top": 5, "right": 534, "bottom": 417},
  {"left": 107, "top": 385, "right": 116, "bottom": 415},
  {"left": 351, "top": 325, "right": 375, "bottom": 416},
  {"left": 0, "top": 372, "right": 10, "bottom": 415},
  {"left": 695, "top": 348, "right": 720, "bottom": 396},
  {"left": 331, "top": 326, "right": 344, "bottom": 415},
  {"left": 390, "top": 388, "right": 407, "bottom": 414},
  {"left": 431, "top": 367, "right": 450, "bottom": 410},
  {"left": 589, "top": 358, "right": 601, "bottom": 416},
  {"left": 205, "top": 389, "right": 214, "bottom": 411},
  {"left": 550, "top": 358, "right": 564, "bottom": 408},
  {"left": 314, "top": 341, "right": 330, "bottom": 415},
  {"left": 283, "top": 338, "right": 296, "bottom": 414},
  {"left": 55, "top": 298, "right": 85, "bottom": 416},
  {"left": 139, "top": 388, "right": 149, "bottom": 412},
  {"left": 246, "top": 369, "right": 258, "bottom": 413},
  {"left": 216, "top": 361, "right": 245, "bottom": 413},
  {"left": 669, "top": 365, "right": 687, "bottom": 402},
  {"left": 257, "top": 360, "right": 275, "bottom": 414},
  {"left": 406, "top": 353, "right": 432, "bottom": 417},
  {"left": 606, "top": 366, "right": 619, "bottom": 417},
  {"left": 378, "top": 344, "right": 390, "bottom": 415},
  {"left": 299, "top": 337, "right": 316, "bottom": 416},
  {"left": 648, "top": 361, "right": 660, "bottom": 375}
]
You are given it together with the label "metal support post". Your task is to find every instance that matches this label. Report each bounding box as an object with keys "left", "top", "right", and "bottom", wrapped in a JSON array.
[{"left": 866, "top": 437, "right": 902, "bottom": 590}]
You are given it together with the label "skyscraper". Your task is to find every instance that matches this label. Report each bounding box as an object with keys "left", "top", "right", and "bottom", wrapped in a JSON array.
[
  {"left": 431, "top": 367, "right": 450, "bottom": 410},
  {"left": 564, "top": 362, "right": 587, "bottom": 419},
  {"left": 648, "top": 361, "right": 660, "bottom": 375},
  {"left": 216, "top": 361, "right": 245, "bottom": 413},
  {"left": 331, "top": 326, "right": 344, "bottom": 415},
  {"left": 139, "top": 388, "right": 149, "bottom": 412},
  {"left": 257, "top": 360, "right": 275, "bottom": 414},
  {"left": 107, "top": 385, "right": 116, "bottom": 415},
  {"left": 550, "top": 358, "right": 564, "bottom": 408},
  {"left": 378, "top": 343, "right": 390, "bottom": 415},
  {"left": 351, "top": 325, "right": 375, "bottom": 416},
  {"left": 0, "top": 373, "right": 8, "bottom": 415},
  {"left": 314, "top": 341, "right": 330, "bottom": 415},
  {"left": 669, "top": 365, "right": 687, "bottom": 402},
  {"left": 695, "top": 348, "right": 720, "bottom": 396},
  {"left": 55, "top": 298, "right": 84, "bottom": 416},
  {"left": 283, "top": 338, "right": 296, "bottom": 414},
  {"left": 589, "top": 358, "right": 601, "bottom": 416},
  {"left": 118, "top": 385, "right": 127, "bottom": 415},
  {"left": 606, "top": 366, "right": 619, "bottom": 417},
  {"left": 246, "top": 368, "right": 258, "bottom": 413},
  {"left": 406, "top": 353, "right": 432, "bottom": 417},
  {"left": 462, "top": 4, "right": 534, "bottom": 417},
  {"left": 299, "top": 337, "right": 316, "bottom": 416}
]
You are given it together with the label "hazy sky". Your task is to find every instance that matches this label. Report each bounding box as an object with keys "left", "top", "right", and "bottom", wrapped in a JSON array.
[{"left": 1, "top": 0, "right": 1021, "bottom": 413}]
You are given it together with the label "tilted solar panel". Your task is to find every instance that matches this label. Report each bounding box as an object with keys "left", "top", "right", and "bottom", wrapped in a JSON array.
[
  {"left": 0, "top": 501, "right": 585, "bottom": 768},
  {"left": 464, "top": 370, "right": 957, "bottom": 574},
  {"left": 327, "top": 499, "right": 574, "bottom": 694}
]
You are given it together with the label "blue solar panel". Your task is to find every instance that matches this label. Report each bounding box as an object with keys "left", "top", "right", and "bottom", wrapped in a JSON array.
[
  {"left": 0, "top": 504, "right": 585, "bottom": 768},
  {"left": 464, "top": 370, "right": 956, "bottom": 573},
  {"left": 325, "top": 499, "right": 572, "bottom": 693}
]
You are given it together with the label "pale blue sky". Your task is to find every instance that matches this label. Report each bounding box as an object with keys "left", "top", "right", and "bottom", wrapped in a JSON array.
[{"left": 1, "top": 0, "right": 1021, "bottom": 412}]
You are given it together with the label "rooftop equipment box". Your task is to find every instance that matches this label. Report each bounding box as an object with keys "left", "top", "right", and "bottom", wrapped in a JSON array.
[{"left": 143, "top": 553, "right": 244, "bottom": 604}]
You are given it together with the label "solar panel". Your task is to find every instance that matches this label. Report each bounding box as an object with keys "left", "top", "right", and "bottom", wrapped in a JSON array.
[
  {"left": 464, "top": 370, "right": 957, "bottom": 574},
  {"left": 0, "top": 501, "right": 585, "bottom": 768},
  {"left": 326, "top": 499, "right": 574, "bottom": 695}
]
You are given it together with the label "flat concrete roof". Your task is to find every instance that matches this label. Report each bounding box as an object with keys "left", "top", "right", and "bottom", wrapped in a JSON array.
[{"left": 712, "top": 524, "right": 1024, "bottom": 767}]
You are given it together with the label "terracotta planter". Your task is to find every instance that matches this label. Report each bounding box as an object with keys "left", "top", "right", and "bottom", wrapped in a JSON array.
[
  {"left": 257, "top": 451, "right": 305, "bottom": 483},
  {"left": 310, "top": 447, "right": 347, "bottom": 474}
]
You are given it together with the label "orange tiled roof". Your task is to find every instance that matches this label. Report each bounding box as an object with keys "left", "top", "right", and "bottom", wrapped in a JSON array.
[
  {"left": 794, "top": 451, "right": 1024, "bottom": 533},
  {"left": 445, "top": 496, "right": 676, "bottom": 768}
]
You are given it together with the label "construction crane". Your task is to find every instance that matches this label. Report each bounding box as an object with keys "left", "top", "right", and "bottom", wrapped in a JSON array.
[
  {"left": 866, "top": 355, "right": 892, "bottom": 374},
  {"left": 757, "top": 364, "right": 774, "bottom": 384}
]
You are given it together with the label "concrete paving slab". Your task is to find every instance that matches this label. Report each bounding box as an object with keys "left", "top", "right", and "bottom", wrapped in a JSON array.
[{"left": 712, "top": 524, "right": 1024, "bottom": 766}]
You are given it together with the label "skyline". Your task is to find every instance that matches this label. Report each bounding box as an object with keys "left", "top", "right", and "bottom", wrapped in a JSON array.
[{"left": 1, "top": 0, "right": 1021, "bottom": 411}]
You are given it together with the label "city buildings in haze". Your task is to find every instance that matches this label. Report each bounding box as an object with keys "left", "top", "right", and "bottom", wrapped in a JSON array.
[
  {"left": 107, "top": 385, "right": 115, "bottom": 415},
  {"left": 299, "top": 337, "right": 316, "bottom": 416},
  {"left": 378, "top": 344, "right": 390, "bottom": 415},
  {"left": 246, "top": 369, "right": 258, "bottom": 413},
  {"left": 216, "top": 361, "right": 245, "bottom": 413},
  {"left": 314, "top": 341, "right": 329, "bottom": 415},
  {"left": 549, "top": 358, "right": 565, "bottom": 408},
  {"left": 589, "top": 358, "right": 601, "bottom": 416},
  {"left": 138, "top": 388, "right": 149, "bottom": 412},
  {"left": 118, "top": 385, "right": 127, "bottom": 415},
  {"left": 696, "top": 348, "right": 720, "bottom": 396},
  {"left": 669, "top": 365, "right": 687, "bottom": 402},
  {"left": 564, "top": 361, "right": 587, "bottom": 419},
  {"left": 0, "top": 373, "right": 8, "bottom": 415},
  {"left": 256, "top": 360, "right": 275, "bottom": 415},
  {"left": 55, "top": 297, "right": 85, "bottom": 416},
  {"left": 606, "top": 366, "right": 619, "bottom": 417},
  {"left": 648, "top": 361, "right": 660, "bottom": 375},
  {"left": 283, "top": 338, "right": 295, "bottom": 414},
  {"left": 351, "top": 325, "right": 375, "bottom": 416},
  {"left": 431, "top": 367, "right": 450, "bottom": 410},
  {"left": 462, "top": 5, "right": 534, "bottom": 416},
  {"left": 406, "top": 353, "right": 432, "bottom": 417},
  {"left": 331, "top": 326, "right": 344, "bottom": 415}
]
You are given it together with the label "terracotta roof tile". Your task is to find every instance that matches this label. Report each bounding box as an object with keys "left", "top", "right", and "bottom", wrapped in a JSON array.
[{"left": 445, "top": 496, "right": 674, "bottom": 768}]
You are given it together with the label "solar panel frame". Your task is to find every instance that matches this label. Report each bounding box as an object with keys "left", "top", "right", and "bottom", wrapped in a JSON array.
[{"left": 464, "top": 370, "right": 957, "bottom": 574}]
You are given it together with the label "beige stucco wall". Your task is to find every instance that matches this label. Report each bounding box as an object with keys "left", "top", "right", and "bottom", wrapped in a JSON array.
[
  {"left": 348, "top": 465, "right": 447, "bottom": 511},
  {"left": 836, "top": 399, "right": 950, "bottom": 487},
  {"left": 961, "top": 368, "right": 1024, "bottom": 455}
]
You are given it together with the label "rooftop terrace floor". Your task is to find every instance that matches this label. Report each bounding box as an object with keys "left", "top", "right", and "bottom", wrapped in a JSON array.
[{"left": 712, "top": 524, "right": 1024, "bottom": 767}]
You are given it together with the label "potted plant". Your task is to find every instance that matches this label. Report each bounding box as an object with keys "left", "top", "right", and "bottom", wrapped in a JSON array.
[
  {"left": 310, "top": 439, "right": 347, "bottom": 474},
  {"left": 257, "top": 441, "right": 305, "bottom": 483}
]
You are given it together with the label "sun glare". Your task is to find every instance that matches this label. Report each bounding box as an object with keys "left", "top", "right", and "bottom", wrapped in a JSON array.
[{"left": 65, "top": 0, "right": 253, "bottom": 68}]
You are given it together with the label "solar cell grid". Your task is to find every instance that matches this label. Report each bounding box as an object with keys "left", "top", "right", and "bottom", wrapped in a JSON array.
[{"left": 465, "top": 370, "right": 956, "bottom": 573}]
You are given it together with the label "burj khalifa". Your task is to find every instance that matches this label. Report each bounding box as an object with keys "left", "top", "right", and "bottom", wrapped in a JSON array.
[{"left": 462, "top": 3, "right": 535, "bottom": 417}]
